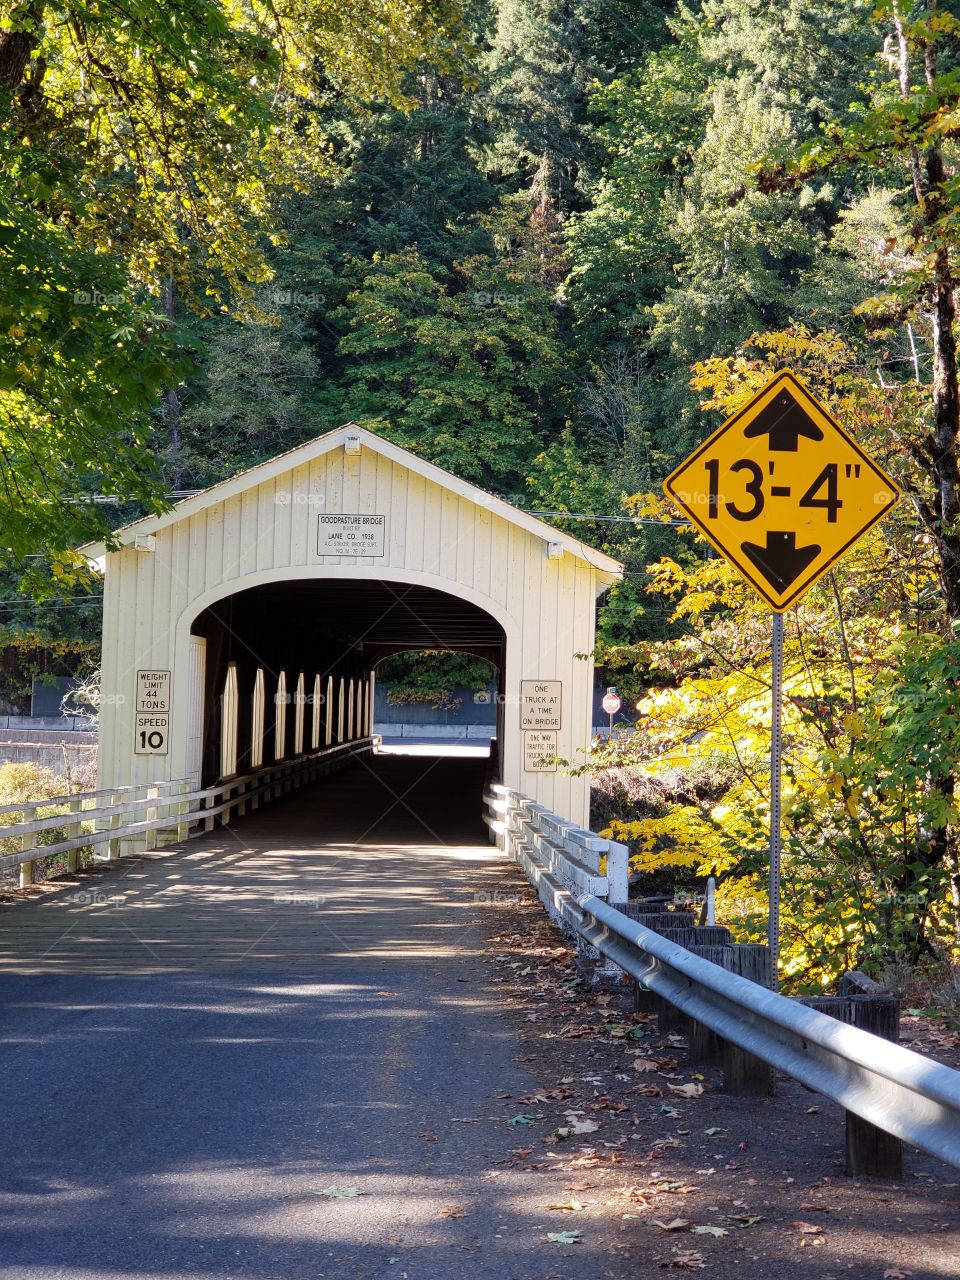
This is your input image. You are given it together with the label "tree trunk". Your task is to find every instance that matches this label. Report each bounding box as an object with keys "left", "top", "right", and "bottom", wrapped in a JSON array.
[
  {"left": 0, "top": 1, "right": 44, "bottom": 93},
  {"left": 895, "top": 2, "right": 960, "bottom": 618}
]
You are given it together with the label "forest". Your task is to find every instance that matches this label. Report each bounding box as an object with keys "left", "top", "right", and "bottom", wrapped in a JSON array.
[{"left": 3, "top": 0, "right": 960, "bottom": 993}]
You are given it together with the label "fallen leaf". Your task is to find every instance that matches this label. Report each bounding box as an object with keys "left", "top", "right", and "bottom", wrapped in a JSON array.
[
  {"left": 546, "top": 1231, "right": 582, "bottom": 1244},
  {"left": 790, "top": 1221, "right": 824, "bottom": 1234},
  {"left": 731, "top": 1214, "right": 762, "bottom": 1228},
  {"left": 691, "top": 1225, "right": 728, "bottom": 1237},
  {"left": 318, "top": 1185, "right": 364, "bottom": 1199},
  {"left": 547, "top": 1200, "right": 584, "bottom": 1212},
  {"left": 669, "top": 1083, "right": 704, "bottom": 1099},
  {"left": 439, "top": 1204, "right": 465, "bottom": 1219},
  {"left": 652, "top": 1218, "right": 692, "bottom": 1231},
  {"left": 507, "top": 1114, "right": 535, "bottom": 1126},
  {"left": 664, "top": 1248, "right": 707, "bottom": 1270},
  {"left": 883, "top": 1270, "right": 911, "bottom": 1278},
  {"left": 632, "top": 1058, "right": 660, "bottom": 1072},
  {"left": 704, "top": 1127, "right": 724, "bottom": 1136}
]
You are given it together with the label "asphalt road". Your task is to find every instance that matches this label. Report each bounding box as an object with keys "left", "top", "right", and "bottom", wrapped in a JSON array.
[{"left": 0, "top": 754, "right": 625, "bottom": 1280}]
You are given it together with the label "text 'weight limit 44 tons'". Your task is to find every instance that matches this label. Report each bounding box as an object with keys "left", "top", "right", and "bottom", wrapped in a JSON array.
[{"left": 663, "top": 370, "right": 900, "bottom": 611}]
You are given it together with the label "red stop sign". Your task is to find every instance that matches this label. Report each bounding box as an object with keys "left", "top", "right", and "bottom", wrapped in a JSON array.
[{"left": 602, "top": 691, "right": 621, "bottom": 715}]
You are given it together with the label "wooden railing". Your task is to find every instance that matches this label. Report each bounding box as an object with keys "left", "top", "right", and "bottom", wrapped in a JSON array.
[{"left": 0, "top": 738, "right": 373, "bottom": 888}]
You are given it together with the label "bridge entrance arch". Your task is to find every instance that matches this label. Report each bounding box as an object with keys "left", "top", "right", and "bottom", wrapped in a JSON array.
[{"left": 87, "top": 425, "right": 623, "bottom": 826}]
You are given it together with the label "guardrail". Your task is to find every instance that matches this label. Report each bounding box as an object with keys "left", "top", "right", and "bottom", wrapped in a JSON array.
[
  {"left": 1, "top": 738, "right": 373, "bottom": 888},
  {"left": 485, "top": 785, "right": 960, "bottom": 1175},
  {"left": 485, "top": 782, "right": 629, "bottom": 905}
]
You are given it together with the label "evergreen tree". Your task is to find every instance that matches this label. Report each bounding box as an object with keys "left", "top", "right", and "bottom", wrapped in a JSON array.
[{"left": 336, "top": 244, "right": 562, "bottom": 488}]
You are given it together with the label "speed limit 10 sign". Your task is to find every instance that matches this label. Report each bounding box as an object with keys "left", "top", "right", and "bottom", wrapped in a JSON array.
[{"left": 135, "top": 670, "right": 170, "bottom": 755}]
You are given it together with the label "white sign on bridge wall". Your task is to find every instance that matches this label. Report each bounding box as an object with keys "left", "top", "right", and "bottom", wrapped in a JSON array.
[
  {"left": 524, "top": 730, "right": 557, "bottom": 772},
  {"left": 317, "top": 513, "right": 386, "bottom": 557},
  {"left": 134, "top": 670, "right": 170, "bottom": 755},
  {"left": 520, "top": 680, "right": 562, "bottom": 730}
]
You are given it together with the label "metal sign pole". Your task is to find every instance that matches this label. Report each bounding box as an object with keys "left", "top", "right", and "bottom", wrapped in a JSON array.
[{"left": 768, "top": 611, "right": 784, "bottom": 992}]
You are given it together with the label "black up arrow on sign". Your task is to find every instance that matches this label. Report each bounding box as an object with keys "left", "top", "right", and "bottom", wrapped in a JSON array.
[
  {"left": 662, "top": 370, "right": 901, "bottom": 611},
  {"left": 743, "top": 387, "right": 824, "bottom": 452}
]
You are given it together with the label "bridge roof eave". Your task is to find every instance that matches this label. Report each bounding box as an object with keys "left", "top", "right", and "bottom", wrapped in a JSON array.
[{"left": 78, "top": 423, "right": 624, "bottom": 585}]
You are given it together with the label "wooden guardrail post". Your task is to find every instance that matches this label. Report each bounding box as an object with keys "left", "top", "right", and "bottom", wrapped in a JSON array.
[
  {"left": 66, "top": 796, "right": 82, "bottom": 871},
  {"left": 723, "top": 944, "right": 776, "bottom": 1095},
  {"left": 144, "top": 785, "right": 159, "bottom": 851},
  {"left": 800, "top": 993, "right": 903, "bottom": 1177},
  {"left": 607, "top": 905, "right": 695, "bottom": 1017},
  {"left": 105, "top": 790, "right": 123, "bottom": 861},
  {"left": 687, "top": 943, "right": 735, "bottom": 1065},
  {"left": 176, "top": 781, "right": 191, "bottom": 842},
  {"left": 19, "top": 830, "right": 34, "bottom": 888},
  {"left": 605, "top": 839, "right": 630, "bottom": 904}
]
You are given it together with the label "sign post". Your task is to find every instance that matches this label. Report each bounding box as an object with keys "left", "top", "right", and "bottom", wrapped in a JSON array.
[
  {"left": 769, "top": 611, "right": 784, "bottom": 983},
  {"left": 601, "top": 686, "right": 621, "bottom": 739},
  {"left": 664, "top": 371, "right": 900, "bottom": 989}
]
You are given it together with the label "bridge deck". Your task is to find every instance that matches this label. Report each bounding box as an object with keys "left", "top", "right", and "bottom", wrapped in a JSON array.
[
  {"left": 0, "top": 752, "right": 636, "bottom": 1280},
  {"left": 0, "top": 752, "right": 494, "bottom": 974}
]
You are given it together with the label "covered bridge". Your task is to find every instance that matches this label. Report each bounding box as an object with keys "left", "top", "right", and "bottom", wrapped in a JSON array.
[{"left": 85, "top": 425, "right": 623, "bottom": 826}]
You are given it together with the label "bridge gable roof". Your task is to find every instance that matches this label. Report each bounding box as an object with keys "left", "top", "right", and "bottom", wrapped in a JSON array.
[{"left": 83, "top": 423, "right": 624, "bottom": 576}]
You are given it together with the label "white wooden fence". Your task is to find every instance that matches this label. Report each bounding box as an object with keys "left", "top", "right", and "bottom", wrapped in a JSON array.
[{"left": 0, "top": 738, "right": 373, "bottom": 888}]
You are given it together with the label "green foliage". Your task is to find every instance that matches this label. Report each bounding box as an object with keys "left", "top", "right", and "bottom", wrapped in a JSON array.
[
  {"left": 337, "top": 245, "right": 562, "bottom": 488},
  {"left": 0, "top": 0, "right": 468, "bottom": 555},
  {"left": 0, "top": 562, "right": 101, "bottom": 711},
  {"left": 177, "top": 289, "right": 325, "bottom": 486},
  {"left": 377, "top": 650, "right": 495, "bottom": 708}
]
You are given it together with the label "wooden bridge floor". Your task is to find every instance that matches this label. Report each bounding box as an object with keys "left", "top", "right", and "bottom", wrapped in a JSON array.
[{"left": 0, "top": 752, "right": 496, "bottom": 974}]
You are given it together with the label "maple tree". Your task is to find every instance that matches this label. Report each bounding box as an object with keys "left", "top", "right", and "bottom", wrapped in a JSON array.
[{"left": 593, "top": 330, "right": 959, "bottom": 989}]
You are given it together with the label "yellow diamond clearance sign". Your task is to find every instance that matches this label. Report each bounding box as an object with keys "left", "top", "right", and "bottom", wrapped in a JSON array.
[{"left": 663, "top": 371, "right": 901, "bottom": 611}]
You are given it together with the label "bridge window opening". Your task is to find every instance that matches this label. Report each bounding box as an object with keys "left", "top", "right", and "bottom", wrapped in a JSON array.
[{"left": 274, "top": 670, "right": 288, "bottom": 761}]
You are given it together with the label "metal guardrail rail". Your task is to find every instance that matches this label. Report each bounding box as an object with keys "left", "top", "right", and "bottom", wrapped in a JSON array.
[
  {"left": 1, "top": 738, "right": 374, "bottom": 887},
  {"left": 485, "top": 783, "right": 960, "bottom": 1173}
]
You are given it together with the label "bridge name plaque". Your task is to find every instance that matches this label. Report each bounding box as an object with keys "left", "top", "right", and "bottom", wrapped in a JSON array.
[{"left": 317, "top": 513, "right": 386, "bottom": 557}]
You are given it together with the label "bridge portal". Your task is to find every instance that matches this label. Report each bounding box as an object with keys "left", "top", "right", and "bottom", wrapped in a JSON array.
[{"left": 86, "top": 425, "right": 622, "bottom": 825}]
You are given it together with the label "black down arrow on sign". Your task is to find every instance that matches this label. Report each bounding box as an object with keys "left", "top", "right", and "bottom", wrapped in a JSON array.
[{"left": 741, "top": 531, "right": 821, "bottom": 594}]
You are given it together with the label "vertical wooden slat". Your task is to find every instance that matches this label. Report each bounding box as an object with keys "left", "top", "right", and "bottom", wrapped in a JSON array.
[{"left": 274, "top": 670, "right": 288, "bottom": 760}]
